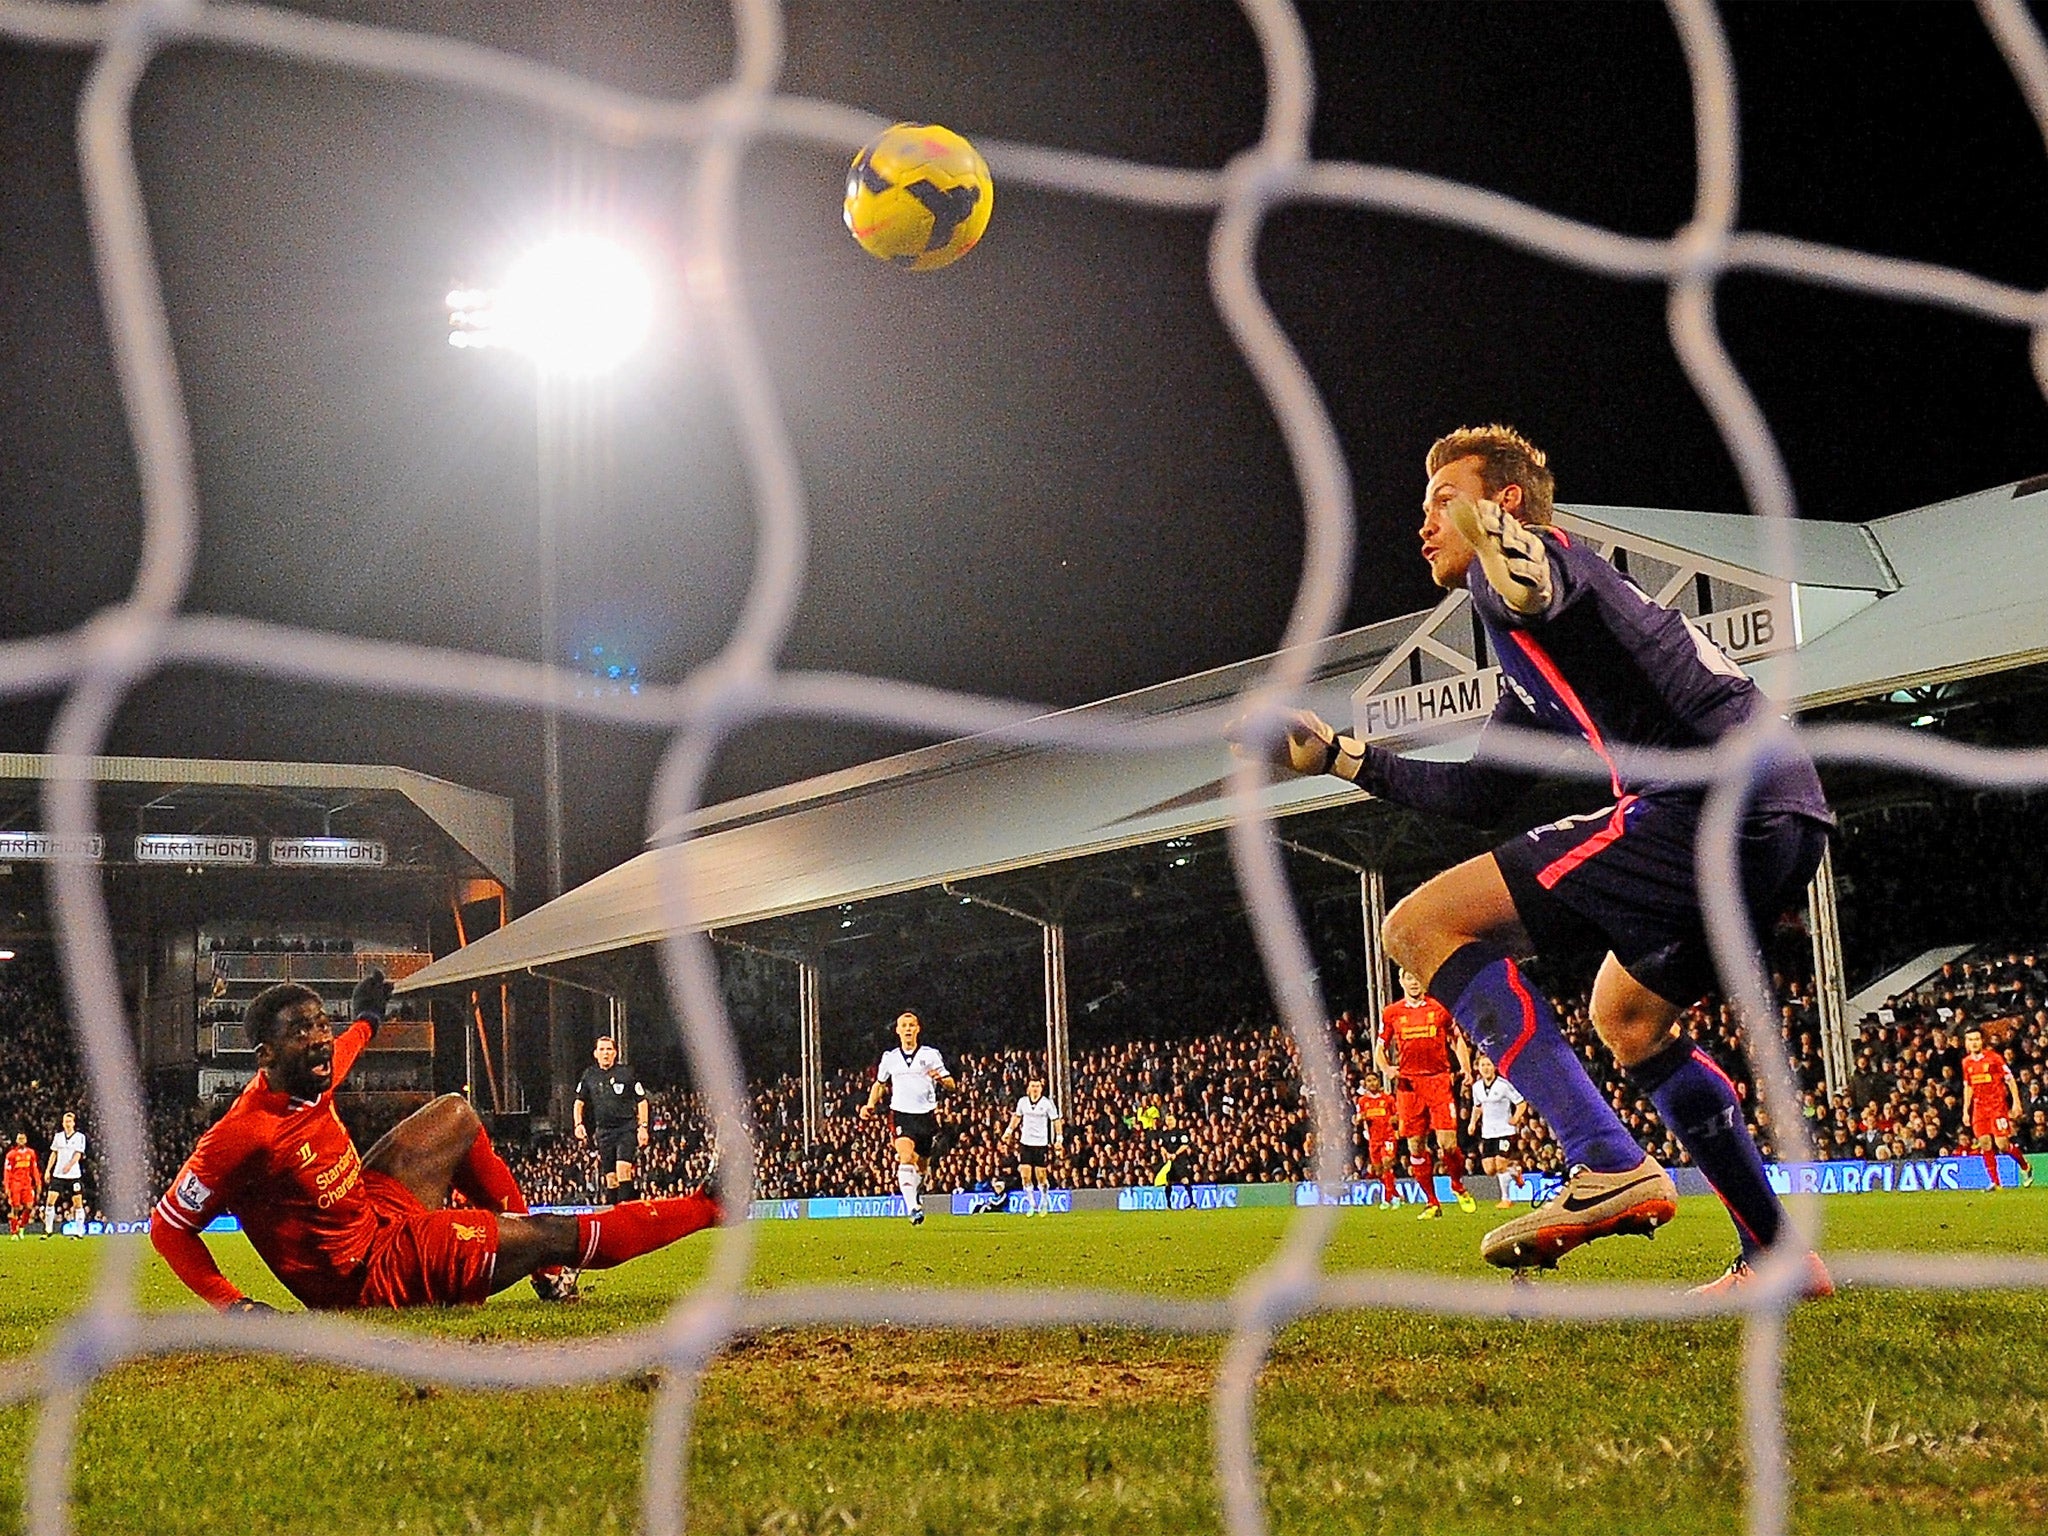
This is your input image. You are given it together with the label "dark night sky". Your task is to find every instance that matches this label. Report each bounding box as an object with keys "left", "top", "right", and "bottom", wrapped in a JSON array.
[{"left": 2, "top": 2, "right": 2046, "bottom": 907}]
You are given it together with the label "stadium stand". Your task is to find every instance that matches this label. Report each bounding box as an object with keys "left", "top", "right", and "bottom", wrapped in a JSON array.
[
  {"left": 498, "top": 948, "right": 2048, "bottom": 1203},
  {"left": 0, "top": 929, "right": 2041, "bottom": 1216}
]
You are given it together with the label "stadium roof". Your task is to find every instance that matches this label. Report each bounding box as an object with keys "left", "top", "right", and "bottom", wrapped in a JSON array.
[
  {"left": 0, "top": 753, "right": 515, "bottom": 887},
  {"left": 401, "top": 477, "right": 2048, "bottom": 994}
]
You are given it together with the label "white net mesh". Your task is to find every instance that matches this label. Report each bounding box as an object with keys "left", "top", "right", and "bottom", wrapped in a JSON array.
[{"left": 2, "top": 0, "right": 2047, "bottom": 1532}]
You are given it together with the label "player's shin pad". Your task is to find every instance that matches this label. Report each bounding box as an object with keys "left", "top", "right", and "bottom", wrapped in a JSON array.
[{"left": 1445, "top": 496, "right": 1552, "bottom": 615}]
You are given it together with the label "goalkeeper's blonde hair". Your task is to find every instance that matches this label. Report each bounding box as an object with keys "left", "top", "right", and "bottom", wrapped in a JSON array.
[{"left": 1426, "top": 424, "right": 1556, "bottom": 526}]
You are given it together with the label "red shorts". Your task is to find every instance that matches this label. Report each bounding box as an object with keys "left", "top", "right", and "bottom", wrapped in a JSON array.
[
  {"left": 5, "top": 1181, "right": 36, "bottom": 1207},
  {"left": 1365, "top": 1136, "right": 1397, "bottom": 1168},
  {"left": 353, "top": 1170, "right": 500, "bottom": 1309},
  {"left": 1396, "top": 1074, "right": 1458, "bottom": 1137},
  {"left": 1972, "top": 1112, "right": 2014, "bottom": 1141}
]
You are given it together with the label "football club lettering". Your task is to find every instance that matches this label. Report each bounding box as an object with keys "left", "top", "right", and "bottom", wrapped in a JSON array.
[{"left": 1357, "top": 669, "right": 1503, "bottom": 741}]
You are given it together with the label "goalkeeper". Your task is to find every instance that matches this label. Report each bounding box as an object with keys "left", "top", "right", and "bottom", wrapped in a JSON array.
[{"left": 1250, "top": 425, "right": 1833, "bottom": 1293}]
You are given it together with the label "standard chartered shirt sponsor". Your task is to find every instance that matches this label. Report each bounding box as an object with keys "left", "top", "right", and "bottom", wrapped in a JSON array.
[
  {"left": 1014, "top": 1096, "right": 1060, "bottom": 1146},
  {"left": 879, "top": 1046, "right": 946, "bottom": 1113}
]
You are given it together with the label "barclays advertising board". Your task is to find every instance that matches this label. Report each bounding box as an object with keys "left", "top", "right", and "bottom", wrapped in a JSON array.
[
  {"left": 1765, "top": 1155, "right": 2024, "bottom": 1195},
  {"left": 950, "top": 1189, "right": 1075, "bottom": 1215},
  {"left": 806, "top": 1194, "right": 910, "bottom": 1220},
  {"left": 1119, "top": 1184, "right": 1239, "bottom": 1211}
]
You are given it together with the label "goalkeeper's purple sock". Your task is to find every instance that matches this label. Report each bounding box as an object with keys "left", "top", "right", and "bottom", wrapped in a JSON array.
[
  {"left": 1428, "top": 944, "right": 1644, "bottom": 1175},
  {"left": 1627, "top": 1037, "right": 1783, "bottom": 1258}
]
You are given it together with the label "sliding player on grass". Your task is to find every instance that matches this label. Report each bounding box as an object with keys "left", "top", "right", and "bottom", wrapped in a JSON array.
[
  {"left": 1252, "top": 425, "right": 1834, "bottom": 1292},
  {"left": 152, "top": 975, "right": 720, "bottom": 1312}
]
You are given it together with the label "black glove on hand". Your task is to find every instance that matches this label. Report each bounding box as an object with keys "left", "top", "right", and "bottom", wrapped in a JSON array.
[
  {"left": 226, "top": 1297, "right": 278, "bottom": 1315},
  {"left": 350, "top": 967, "right": 394, "bottom": 1024}
]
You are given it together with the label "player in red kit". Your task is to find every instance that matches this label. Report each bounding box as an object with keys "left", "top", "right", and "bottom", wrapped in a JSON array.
[
  {"left": 152, "top": 974, "right": 722, "bottom": 1313},
  {"left": 4, "top": 1133, "right": 41, "bottom": 1237},
  {"left": 1376, "top": 968, "right": 1476, "bottom": 1219},
  {"left": 1960, "top": 1023, "right": 2031, "bottom": 1190},
  {"left": 1354, "top": 1072, "right": 1401, "bottom": 1208}
]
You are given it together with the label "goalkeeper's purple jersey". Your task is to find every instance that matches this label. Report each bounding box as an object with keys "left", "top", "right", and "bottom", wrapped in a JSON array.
[{"left": 1366, "top": 526, "right": 1831, "bottom": 825}]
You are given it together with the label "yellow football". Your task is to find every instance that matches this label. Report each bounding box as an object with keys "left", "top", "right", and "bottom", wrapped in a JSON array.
[{"left": 843, "top": 122, "right": 993, "bottom": 272}]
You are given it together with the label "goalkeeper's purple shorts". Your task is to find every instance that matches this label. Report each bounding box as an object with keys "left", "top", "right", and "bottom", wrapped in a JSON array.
[{"left": 1494, "top": 794, "right": 1829, "bottom": 1008}]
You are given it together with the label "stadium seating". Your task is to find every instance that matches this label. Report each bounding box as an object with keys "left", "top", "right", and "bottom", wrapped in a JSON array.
[
  {"left": 499, "top": 948, "right": 2048, "bottom": 1202},
  {"left": 0, "top": 939, "right": 2038, "bottom": 1216}
]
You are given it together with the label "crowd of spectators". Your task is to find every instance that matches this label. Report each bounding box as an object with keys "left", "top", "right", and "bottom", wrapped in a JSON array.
[
  {"left": 498, "top": 1026, "right": 1316, "bottom": 1202},
  {"left": 1828, "top": 951, "right": 2048, "bottom": 1163},
  {"left": 501, "top": 951, "right": 2048, "bottom": 1202},
  {"left": 0, "top": 930, "right": 2042, "bottom": 1218}
]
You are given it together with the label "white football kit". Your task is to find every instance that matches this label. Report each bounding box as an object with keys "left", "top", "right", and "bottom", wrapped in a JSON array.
[
  {"left": 1014, "top": 1095, "right": 1060, "bottom": 1146},
  {"left": 877, "top": 1046, "right": 948, "bottom": 1114},
  {"left": 49, "top": 1131, "right": 85, "bottom": 1183},
  {"left": 1473, "top": 1077, "right": 1525, "bottom": 1140}
]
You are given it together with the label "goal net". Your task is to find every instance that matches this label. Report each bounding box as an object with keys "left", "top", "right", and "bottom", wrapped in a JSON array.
[{"left": 2, "top": 2, "right": 2047, "bottom": 1534}]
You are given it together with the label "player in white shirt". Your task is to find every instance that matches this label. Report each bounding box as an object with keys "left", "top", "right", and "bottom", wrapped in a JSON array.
[
  {"left": 1467, "top": 1055, "right": 1528, "bottom": 1209},
  {"left": 1001, "top": 1076, "right": 1062, "bottom": 1215},
  {"left": 45, "top": 1112, "right": 87, "bottom": 1238},
  {"left": 859, "top": 1011, "right": 955, "bottom": 1225}
]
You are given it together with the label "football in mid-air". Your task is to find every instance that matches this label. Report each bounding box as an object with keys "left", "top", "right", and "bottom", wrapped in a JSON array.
[{"left": 843, "top": 122, "right": 993, "bottom": 271}]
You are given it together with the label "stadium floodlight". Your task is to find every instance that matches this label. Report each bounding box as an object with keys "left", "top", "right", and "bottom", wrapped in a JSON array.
[{"left": 446, "top": 234, "right": 655, "bottom": 375}]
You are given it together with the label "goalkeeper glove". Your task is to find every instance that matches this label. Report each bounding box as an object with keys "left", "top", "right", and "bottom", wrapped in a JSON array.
[
  {"left": 1444, "top": 494, "right": 1553, "bottom": 616},
  {"left": 350, "top": 967, "right": 394, "bottom": 1024},
  {"left": 225, "top": 1297, "right": 278, "bottom": 1315},
  {"left": 1231, "top": 708, "right": 1367, "bottom": 783}
]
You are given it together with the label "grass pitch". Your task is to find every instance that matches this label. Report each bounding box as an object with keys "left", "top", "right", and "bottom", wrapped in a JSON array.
[{"left": 0, "top": 1192, "right": 2042, "bottom": 1535}]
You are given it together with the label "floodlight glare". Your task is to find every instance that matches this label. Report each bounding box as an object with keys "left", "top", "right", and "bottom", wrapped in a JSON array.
[{"left": 446, "top": 235, "right": 656, "bottom": 375}]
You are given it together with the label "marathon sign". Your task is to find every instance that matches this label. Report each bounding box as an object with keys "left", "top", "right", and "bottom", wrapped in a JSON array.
[
  {"left": 135, "top": 833, "right": 258, "bottom": 866},
  {"left": 0, "top": 831, "right": 103, "bottom": 862},
  {"left": 268, "top": 836, "right": 388, "bottom": 870}
]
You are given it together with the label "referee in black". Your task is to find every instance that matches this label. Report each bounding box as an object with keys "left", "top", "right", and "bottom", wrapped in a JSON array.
[{"left": 573, "top": 1036, "right": 649, "bottom": 1204}]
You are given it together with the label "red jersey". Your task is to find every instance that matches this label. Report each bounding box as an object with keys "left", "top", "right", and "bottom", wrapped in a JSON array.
[
  {"left": 1380, "top": 997, "right": 1457, "bottom": 1079},
  {"left": 1356, "top": 1091, "right": 1397, "bottom": 1143},
  {"left": 152, "top": 1020, "right": 377, "bottom": 1310},
  {"left": 3, "top": 1146, "right": 37, "bottom": 1187},
  {"left": 1963, "top": 1049, "right": 2013, "bottom": 1107}
]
